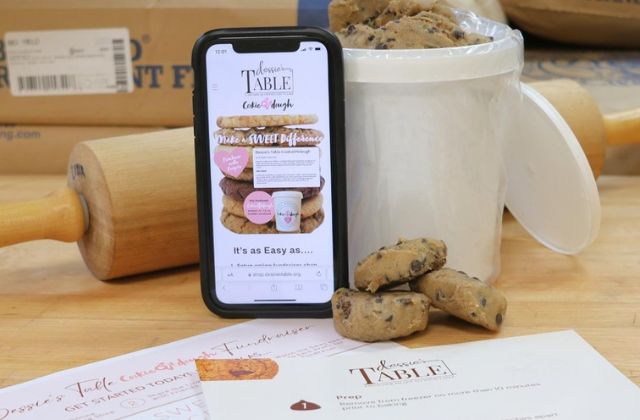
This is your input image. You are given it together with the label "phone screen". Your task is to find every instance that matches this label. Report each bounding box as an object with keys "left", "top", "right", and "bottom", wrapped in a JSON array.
[{"left": 205, "top": 41, "right": 334, "bottom": 304}]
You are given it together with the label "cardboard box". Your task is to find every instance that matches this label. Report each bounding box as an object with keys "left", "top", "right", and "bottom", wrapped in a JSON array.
[
  {"left": 0, "top": 0, "right": 329, "bottom": 127},
  {"left": 0, "top": 125, "right": 159, "bottom": 173}
]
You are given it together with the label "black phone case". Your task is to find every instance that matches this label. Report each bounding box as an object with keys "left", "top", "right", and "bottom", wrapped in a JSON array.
[{"left": 192, "top": 27, "right": 347, "bottom": 318}]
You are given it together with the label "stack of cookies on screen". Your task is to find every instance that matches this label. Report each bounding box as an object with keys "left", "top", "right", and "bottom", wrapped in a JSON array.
[
  {"left": 332, "top": 237, "right": 508, "bottom": 342},
  {"left": 214, "top": 114, "right": 326, "bottom": 234}
]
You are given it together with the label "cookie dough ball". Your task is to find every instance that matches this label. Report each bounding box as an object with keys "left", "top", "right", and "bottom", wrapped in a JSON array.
[
  {"left": 328, "top": 0, "right": 389, "bottom": 31},
  {"left": 333, "top": 0, "right": 493, "bottom": 49},
  {"left": 373, "top": 0, "right": 452, "bottom": 27},
  {"left": 355, "top": 237, "right": 447, "bottom": 292},
  {"left": 329, "top": 0, "right": 447, "bottom": 31},
  {"left": 337, "top": 10, "right": 492, "bottom": 49},
  {"left": 332, "top": 288, "right": 430, "bottom": 342},
  {"left": 411, "top": 268, "right": 507, "bottom": 331}
]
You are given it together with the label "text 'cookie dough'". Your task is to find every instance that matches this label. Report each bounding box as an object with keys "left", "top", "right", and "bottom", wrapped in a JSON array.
[
  {"left": 411, "top": 268, "right": 507, "bottom": 331},
  {"left": 332, "top": 288, "right": 430, "bottom": 342},
  {"left": 355, "top": 237, "right": 447, "bottom": 292}
]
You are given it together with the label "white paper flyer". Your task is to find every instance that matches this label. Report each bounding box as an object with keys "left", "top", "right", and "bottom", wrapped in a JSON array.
[
  {"left": 0, "top": 319, "right": 397, "bottom": 419},
  {"left": 198, "top": 330, "right": 640, "bottom": 419}
]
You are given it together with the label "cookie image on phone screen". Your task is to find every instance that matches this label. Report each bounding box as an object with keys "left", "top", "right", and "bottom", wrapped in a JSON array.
[{"left": 213, "top": 114, "right": 325, "bottom": 234}]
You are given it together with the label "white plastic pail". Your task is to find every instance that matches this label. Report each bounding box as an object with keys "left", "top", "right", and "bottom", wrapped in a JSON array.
[{"left": 344, "top": 12, "right": 524, "bottom": 282}]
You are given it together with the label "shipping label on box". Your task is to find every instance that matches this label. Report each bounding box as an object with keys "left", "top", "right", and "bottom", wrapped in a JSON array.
[
  {"left": 6, "top": 28, "right": 134, "bottom": 96},
  {"left": 0, "top": 0, "right": 330, "bottom": 127}
]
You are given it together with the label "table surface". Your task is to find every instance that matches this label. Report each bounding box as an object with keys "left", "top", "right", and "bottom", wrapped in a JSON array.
[{"left": 1, "top": 175, "right": 639, "bottom": 389}]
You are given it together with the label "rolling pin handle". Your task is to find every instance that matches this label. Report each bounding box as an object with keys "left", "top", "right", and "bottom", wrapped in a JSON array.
[
  {"left": 604, "top": 108, "right": 640, "bottom": 146},
  {"left": 0, "top": 188, "right": 87, "bottom": 247}
]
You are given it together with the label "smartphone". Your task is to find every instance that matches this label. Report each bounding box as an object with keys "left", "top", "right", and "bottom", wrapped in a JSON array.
[{"left": 192, "top": 27, "right": 347, "bottom": 318}]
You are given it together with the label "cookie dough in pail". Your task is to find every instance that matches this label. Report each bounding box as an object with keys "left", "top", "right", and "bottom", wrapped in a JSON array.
[{"left": 343, "top": 11, "right": 523, "bottom": 283}]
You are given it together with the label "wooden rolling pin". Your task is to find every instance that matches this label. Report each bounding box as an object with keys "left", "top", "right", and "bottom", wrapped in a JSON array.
[
  {"left": 0, "top": 128, "right": 197, "bottom": 280},
  {"left": 529, "top": 79, "right": 640, "bottom": 178},
  {"left": 0, "top": 79, "right": 638, "bottom": 280}
]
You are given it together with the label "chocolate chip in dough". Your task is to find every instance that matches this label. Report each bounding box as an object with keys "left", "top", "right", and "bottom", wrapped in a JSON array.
[
  {"left": 376, "top": 252, "right": 382, "bottom": 260},
  {"left": 338, "top": 299, "right": 352, "bottom": 318},
  {"left": 480, "top": 297, "right": 487, "bottom": 307},
  {"left": 364, "top": 15, "right": 376, "bottom": 25},
  {"left": 410, "top": 259, "right": 424, "bottom": 273},
  {"left": 453, "top": 29, "right": 465, "bottom": 40},
  {"left": 346, "top": 24, "right": 356, "bottom": 35},
  {"left": 397, "top": 297, "right": 413, "bottom": 305},
  {"left": 496, "top": 313, "right": 503, "bottom": 326},
  {"left": 385, "top": 315, "right": 394, "bottom": 322},
  {"left": 367, "top": 34, "right": 375, "bottom": 41}
]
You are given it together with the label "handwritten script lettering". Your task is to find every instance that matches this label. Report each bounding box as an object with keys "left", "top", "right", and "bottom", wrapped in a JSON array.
[
  {"left": 0, "top": 394, "right": 64, "bottom": 419},
  {"left": 65, "top": 377, "right": 114, "bottom": 398},
  {"left": 211, "top": 325, "right": 312, "bottom": 357}
]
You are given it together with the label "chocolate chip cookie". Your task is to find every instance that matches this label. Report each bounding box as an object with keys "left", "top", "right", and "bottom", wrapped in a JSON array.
[
  {"left": 216, "top": 114, "right": 318, "bottom": 129},
  {"left": 196, "top": 359, "right": 279, "bottom": 381},
  {"left": 355, "top": 237, "right": 447, "bottom": 292},
  {"left": 224, "top": 167, "right": 253, "bottom": 182},
  {"left": 221, "top": 209, "right": 325, "bottom": 234},
  {"left": 411, "top": 268, "right": 507, "bottom": 331},
  {"left": 219, "top": 177, "right": 325, "bottom": 201},
  {"left": 222, "top": 194, "right": 323, "bottom": 220},
  {"left": 332, "top": 288, "right": 430, "bottom": 342}
]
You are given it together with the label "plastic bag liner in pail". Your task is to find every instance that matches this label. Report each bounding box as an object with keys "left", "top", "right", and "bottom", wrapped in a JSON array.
[{"left": 344, "top": 12, "right": 524, "bottom": 283}]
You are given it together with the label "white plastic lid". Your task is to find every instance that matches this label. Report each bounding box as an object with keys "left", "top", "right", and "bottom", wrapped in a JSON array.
[{"left": 505, "top": 84, "right": 601, "bottom": 254}]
